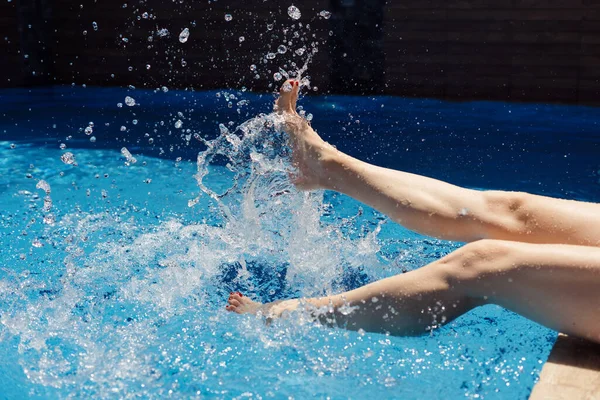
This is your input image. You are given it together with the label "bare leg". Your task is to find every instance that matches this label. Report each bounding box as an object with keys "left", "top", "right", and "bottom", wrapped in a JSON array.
[
  {"left": 275, "top": 80, "right": 600, "bottom": 246},
  {"left": 227, "top": 240, "right": 600, "bottom": 343}
]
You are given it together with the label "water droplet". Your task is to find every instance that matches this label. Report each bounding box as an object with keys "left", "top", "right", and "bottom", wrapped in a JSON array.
[
  {"left": 121, "top": 147, "right": 137, "bottom": 165},
  {"left": 181, "top": 58, "right": 187, "bottom": 67},
  {"left": 295, "top": 47, "right": 305, "bottom": 56},
  {"left": 273, "top": 72, "right": 282, "bottom": 81},
  {"left": 277, "top": 45, "right": 287, "bottom": 54},
  {"left": 224, "top": 14, "right": 232, "bottom": 22},
  {"left": 92, "top": 21, "right": 98, "bottom": 31},
  {"left": 288, "top": 5, "right": 301, "bottom": 20},
  {"left": 146, "top": 64, "right": 151, "bottom": 70},
  {"left": 60, "top": 152, "right": 77, "bottom": 165},
  {"left": 32, "top": 239, "right": 43, "bottom": 248},
  {"left": 266, "top": 52, "right": 276, "bottom": 60},
  {"left": 142, "top": 12, "right": 148, "bottom": 19},
  {"left": 267, "top": 23, "right": 273, "bottom": 31},
  {"left": 36, "top": 180, "right": 50, "bottom": 194},
  {"left": 125, "top": 96, "right": 136, "bottom": 106},
  {"left": 239, "top": 36, "right": 245, "bottom": 43},
  {"left": 83, "top": 30, "right": 87, "bottom": 36},
  {"left": 319, "top": 10, "right": 331, "bottom": 19},
  {"left": 179, "top": 28, "right": 190, "bottom": 43},
  {"left": 250, "top": 64, "right": 257, "bottom": 71},
  {"left": 174, "top": 120, "right": 183, "bottom": 129}
]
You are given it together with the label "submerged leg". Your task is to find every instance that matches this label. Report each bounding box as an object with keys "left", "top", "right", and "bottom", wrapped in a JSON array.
[
  {"left": 227, "top": 240, "right": 600, "bottom": 343},
  {"left": 274, "top": 80, "right": 600, "bottom": 246}
]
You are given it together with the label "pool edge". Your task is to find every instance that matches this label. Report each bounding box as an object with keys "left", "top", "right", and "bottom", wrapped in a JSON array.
[{"left": 529, "top": 334, "right": 600, "bottom": 399}]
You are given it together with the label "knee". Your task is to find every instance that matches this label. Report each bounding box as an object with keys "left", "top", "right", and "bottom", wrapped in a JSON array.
[
  {"left": 440, "top": 239, "right": 515, "bottom": 284},
  {"left": 481, "top": 191, "right": 532, "bottom": 235}
]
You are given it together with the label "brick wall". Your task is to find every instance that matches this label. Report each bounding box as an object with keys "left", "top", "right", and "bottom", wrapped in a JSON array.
[
  {"left": 2, "top": 0, "right": 599, "bottom": 105},
  {"left": 384, "top": 0, "right": 600, "bottom": 104}
]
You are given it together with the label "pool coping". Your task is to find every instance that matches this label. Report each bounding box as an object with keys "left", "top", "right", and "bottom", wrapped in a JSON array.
[{"left": 529, "top": 334, "right": 600, "bottom": 399}]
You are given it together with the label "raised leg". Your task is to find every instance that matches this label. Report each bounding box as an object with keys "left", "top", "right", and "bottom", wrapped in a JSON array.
[
  {"left": 227, "top": 240, "right": 600, "bottom": 343},
  {"left": 275, "top": 80, "right": 600, "bottom": 246}
]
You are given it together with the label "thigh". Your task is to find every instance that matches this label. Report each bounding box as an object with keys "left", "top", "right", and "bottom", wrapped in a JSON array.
[{"left": 455, "top": 240, "right": 600, "bottom": 343}]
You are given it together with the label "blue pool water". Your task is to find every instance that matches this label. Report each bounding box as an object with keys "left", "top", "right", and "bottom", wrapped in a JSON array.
[{"left": 1, "top": 86, "right": 599, "bottom": 399}]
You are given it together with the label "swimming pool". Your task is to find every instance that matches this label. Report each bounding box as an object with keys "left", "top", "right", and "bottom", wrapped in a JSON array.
[{"left": 1, "top": 86, "right": 599, "bottom": 399}]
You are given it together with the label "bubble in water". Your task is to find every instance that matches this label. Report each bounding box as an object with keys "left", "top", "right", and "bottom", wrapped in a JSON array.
[
  {"left": 84, "top": 126, "right": 93, "bottom": 135},
  {"left": 239, "top": 36, "right": 245, "bottom": 43},
  {"left": 161, "top": 86, "right": 168, "bottom": 92},
  {"left": 90, "top": 136, "right": 96, "bottom": 143},
  {"left": 174, "top": 120, "right": 183, "bottom": 129},
  {"left": 121, "top": 147, "right": 137, "bottom": 165},
  {"left": 60, "top": 143, "right": 67, "bottom": 150},
  {"left": 120, "top": 126, "right": 127, "bottom": 131},
  {"left": 36, "top": 180, "right": 50, "bottom": 194},
  {"left": 146, "top": 64, "right": 151, "bottom": 70},
  {"left": 142, "top": 12, "right": 148, "bottom": 19},
  {"left": 319, "top": 10, "right": 331, "bottom": 19},
  {"left": 10, "top": 143, "right": 16, "bottom": 149},
  {"left": 267, "top": 23, "right": 274, "bottom": 31},
  {"left": 179, "top": 28, "right": 190, "bottom": 43},
  {"left": 117, "top": 102, "right": 123, "bottom": 108},
  {"left": 32, "top": 239, "right": 43, "bottom": 248},
  {"left": 295, "top": 47, "right": 306, "bottom": 56},
  {"left": 277, "top": 45, "right": 287, "bottom": 54},
  {"left": 42, "top": 214, "right": 55, "bottom": 225},
  {"left": 92, "top": 21, "right": 98, "bottom": 31},
  {"left": 125, "top": 96, "right": 136, "bottom": 106},
  {"left": 250, "top": 64, "right": 257, "bottom": 71},
  {"left": 288, "top": 5, "right": 301, "bottom": 20},
  {"left": 266, "top": 53, "right": 276, "bottom": 60},
  {"left": 273, "top": 72, "right": 282, "bottom": 81},
  {"left": 157, "top": 28, "right": 169, "bottom": 37},
  {"left": 181, "top": 58, "right": 187, "bottom": 67},
  {"left": 224, "top": 13, "right": 232, "bottom": 21},
  {"left": 60, "top": 152, "right": 77, "bottom": 166},
  {"left": 132, "top": 119, "right": 138, "bottom": 125}
]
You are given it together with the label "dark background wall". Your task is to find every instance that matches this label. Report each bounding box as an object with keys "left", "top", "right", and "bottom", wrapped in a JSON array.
[{"left": 2, "top": 0, "right": 599, "bottom": 105}]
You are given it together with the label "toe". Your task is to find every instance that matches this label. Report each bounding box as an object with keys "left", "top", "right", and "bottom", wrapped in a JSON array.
[
  {"left": 276, "top": 80, "right": 295, "bottom": 113},
  {"left": 228, "top": 299, "right": 241, "bottom": 307},
  {"left": 230, "top": 293, "right": 243, "bottom": 302},
  {"left": 291, "top": 80, "right": 299, "bottom": 111},
  {"left": 225, "top": 305, "right": 236, "bottom": 312}
]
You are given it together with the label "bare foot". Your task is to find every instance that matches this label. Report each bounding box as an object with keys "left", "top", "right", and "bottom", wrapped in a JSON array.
[
  {"left": 274, "top": 79, "right": 339, "bottom": 191},
  {"left": 225, "top": 292, "right": 263, "bottom": 314},
  {"left": 225, "top": 291, "right": 299, "bottom": 320}
]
